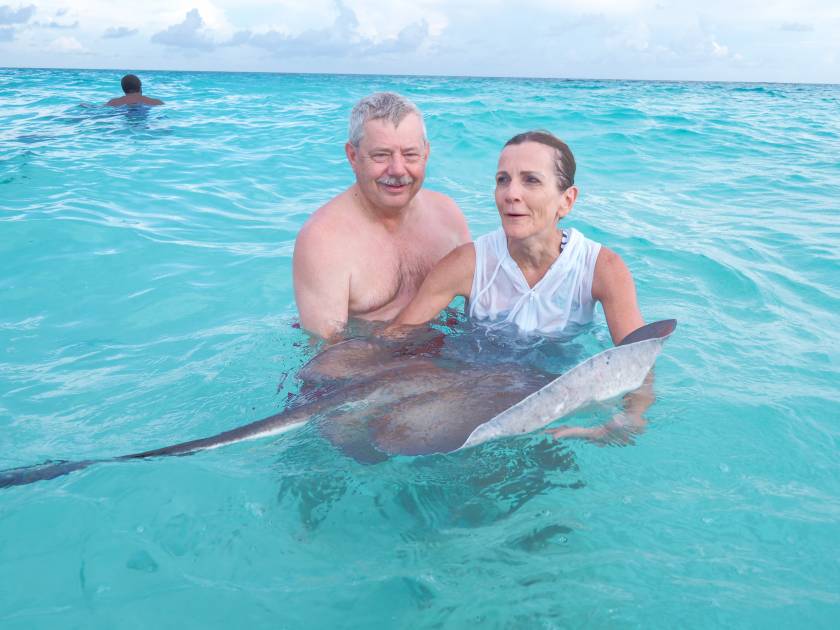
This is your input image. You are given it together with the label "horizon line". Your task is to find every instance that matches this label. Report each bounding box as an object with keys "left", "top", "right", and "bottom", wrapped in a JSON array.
[{"left": 1, "top": 65, "right": 837, "bottom": 88}]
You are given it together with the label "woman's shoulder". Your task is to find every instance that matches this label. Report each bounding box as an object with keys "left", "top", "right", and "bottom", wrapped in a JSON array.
[
  {"left": 595, "top": 245, "right": 622, "bottom": 269},
  {"left": 566, "top": 226, "right": 600, "bottom": 246},
  {"left": 592, "top": 246, "right": 634, "bottom": 300}
]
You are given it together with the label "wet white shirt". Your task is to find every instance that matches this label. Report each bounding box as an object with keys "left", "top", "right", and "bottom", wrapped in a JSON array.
[{"left": 468, "top": 227, "right": 601, "bottom": 337}]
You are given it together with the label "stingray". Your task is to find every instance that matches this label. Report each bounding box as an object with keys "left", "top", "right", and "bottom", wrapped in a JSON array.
[{"left": 0, "top": 320, "right": 676, "bottom": 489}]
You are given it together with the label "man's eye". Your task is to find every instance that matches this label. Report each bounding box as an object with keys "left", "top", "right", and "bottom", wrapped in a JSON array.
[
  {"left": 370, "top": 153, "right": 390, "bottom": 162},
  {"left": 404, "top": 153, "right": 420, "bottom": 162}
]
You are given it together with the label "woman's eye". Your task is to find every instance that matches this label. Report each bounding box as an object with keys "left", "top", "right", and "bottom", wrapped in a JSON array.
[{"left": 496, "top": 175, "right": 509, "bottom": 185}]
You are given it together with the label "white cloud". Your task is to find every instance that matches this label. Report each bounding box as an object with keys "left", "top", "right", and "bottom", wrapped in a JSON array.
[
  {"left": 103, "top": 26, "right": 137, "bottom": 38},
  {"left": 710, "top": 38, "right": 729, "bottom": 58},
  {"left": 230, "top": 1, "right": 430, "bottom": 57},
  {"left": 34, "top": 19, "right": 79, "bottom": 29},
  {"left": 151, "top": 8, "right": 216, "bottom": 50},
  {"left": 348, "top": 0, "right": 447, "bottom": 40},
  {"left": 780, "top": 22, "right": 814, "bottom": 32},
  {"left": 619, "top": 20, "right": 652, "bottom": 52},
  {"left": 0, "top": 4, "right": 35, "bottom": 24},
  {"left": 48, "top": 34, "right": 85, "bottom": 52},
  {"left": 150, "top": 0, "right": 237, "bottom": 38},
  {"left": 374, "top": 19, "right": 429, "bottom": 52}
]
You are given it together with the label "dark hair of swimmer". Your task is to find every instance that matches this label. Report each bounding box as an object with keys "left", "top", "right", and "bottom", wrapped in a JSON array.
[
  {"left": 121, "top": 74, "right": 142, "bottom": 94},
  {"left": 504, "top": 130, "right": 576, "bottom": 191}
]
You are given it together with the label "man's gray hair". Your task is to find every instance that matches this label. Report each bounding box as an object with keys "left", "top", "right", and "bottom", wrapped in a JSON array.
[{"left": 348, "top": 92, "right": 427, "bottom": 148}]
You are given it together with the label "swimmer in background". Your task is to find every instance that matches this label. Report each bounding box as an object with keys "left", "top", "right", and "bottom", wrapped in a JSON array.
[{"left": 105, "top": 74, "right": 163, "bottom": 107}]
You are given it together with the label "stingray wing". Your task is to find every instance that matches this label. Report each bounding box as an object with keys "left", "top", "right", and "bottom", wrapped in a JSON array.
[
  {"left": 460, "top": 320, "right": 677, "bottom": 450},
  {"left": 369, "top": 369, "right": 549, "bottom": 456}
]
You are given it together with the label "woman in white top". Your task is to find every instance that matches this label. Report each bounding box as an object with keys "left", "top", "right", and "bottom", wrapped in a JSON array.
[{"left": 392, "top": 130, "right": 644, "bottom": 345}]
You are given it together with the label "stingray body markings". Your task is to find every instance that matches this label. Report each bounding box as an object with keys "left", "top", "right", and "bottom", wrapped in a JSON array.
[{"left": 0, "top": 320, "right": 676, "bottom": 488}]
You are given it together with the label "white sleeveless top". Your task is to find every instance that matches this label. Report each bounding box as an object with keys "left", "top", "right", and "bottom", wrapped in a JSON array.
[{"left": 469, "top": 227, "right": 602, "bottom": 337}]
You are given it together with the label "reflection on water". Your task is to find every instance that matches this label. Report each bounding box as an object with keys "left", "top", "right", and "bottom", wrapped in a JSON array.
[
  {"left": 16, "top": 103, "right": 168, "bottom": 143},
  {"left": 0, "top": 148, "right": 33, "bottom": 185},
  {"left": 121, "top": 103, "right": 152, "bottom": 126},
  {"left": 397, "top": 440, "right": 583, "bottom": 529},
  {"left": 275, "top": 437, "right": 582, "bottom": 533},
  {"left": 1, "top": 101, "right": 173, "bottom": 190}
]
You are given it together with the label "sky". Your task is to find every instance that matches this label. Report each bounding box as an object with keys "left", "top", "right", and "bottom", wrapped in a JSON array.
[{"left": 0, "top": 0, "right": 838, "bottom": 83}]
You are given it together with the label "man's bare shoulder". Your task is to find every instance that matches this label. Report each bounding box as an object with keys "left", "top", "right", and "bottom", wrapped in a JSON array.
[
  {"left": 416, "top": 189, "right": 470, "bottom": 239},
  {"left": 295, "top": 189, "right": 367, "bottom": 260},
  {"left": 417, "top": 189, "right": 460, "bottom": 213},
  {"left": 299, "top": 189, "right": 355, "bottom": 234}
]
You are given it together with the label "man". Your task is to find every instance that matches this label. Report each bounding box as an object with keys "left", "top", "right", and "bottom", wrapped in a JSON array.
[
  {"left": 105, "top": 74, "right": 164, "bottom": 107},
  {"left": 293, "top": 92, "right": 471, "bottom": 341}
]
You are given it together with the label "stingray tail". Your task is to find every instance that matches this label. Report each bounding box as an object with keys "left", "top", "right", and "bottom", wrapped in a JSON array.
[
  {"left": 1, "top": 404, "right": 316, "bottom": 489},
  {"left": 0, "top": 459, "right": 97, "bottom": 489},
  {"left": 119, "top": 407, "right": 312, "bottom": 460}
]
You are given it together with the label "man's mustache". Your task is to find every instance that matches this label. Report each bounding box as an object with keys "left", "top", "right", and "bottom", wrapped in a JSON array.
[{"left": 377, "top": 175, "right": 414, "bottom": 186}]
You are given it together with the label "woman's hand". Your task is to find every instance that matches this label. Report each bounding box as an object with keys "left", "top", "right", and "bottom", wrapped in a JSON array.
[
  {"left": 548, "top": 370, "right": 654, "bottom": 446},
  {"left": 548, "top": 413, "right": 639, "bottom": 446}
]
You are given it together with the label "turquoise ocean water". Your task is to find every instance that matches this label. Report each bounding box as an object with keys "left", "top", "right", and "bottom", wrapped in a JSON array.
[{"left": 1, "top": 68, "right": 838, "bottom": 627}]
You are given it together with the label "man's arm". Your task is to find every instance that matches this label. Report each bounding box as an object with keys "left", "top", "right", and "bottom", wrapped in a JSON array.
[
  {"left": 591, "top": 247, "right": 644, "bottom": 345},
  {"left": 293, "top": 223, "right": 352, "bottom": 341},
  {"left": 388, "top": 243, "right": 476, "bottom": 330}
]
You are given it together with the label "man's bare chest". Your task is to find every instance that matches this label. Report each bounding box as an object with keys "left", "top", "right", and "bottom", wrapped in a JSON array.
[{"left": 348, "top": 230, "right": 452, "bottom": 318}]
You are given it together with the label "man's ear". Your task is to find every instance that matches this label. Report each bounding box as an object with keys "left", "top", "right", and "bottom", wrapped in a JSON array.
[{"left": 345, "top": 142, "right": 358, "bottom": 169}]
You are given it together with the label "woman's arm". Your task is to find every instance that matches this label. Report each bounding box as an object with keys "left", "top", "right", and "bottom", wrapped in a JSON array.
[
  {"left": 552, "top": 250, "right": 652, "bottom": 444},
  {"left": 591, "top": 246, "right": 644, "bottom": 345},
  {"left": 548, "top": 369, "right": 655, "bottom": 445},
  {"left": 388, "top": 243, "right": 476, "bottom": 329}
]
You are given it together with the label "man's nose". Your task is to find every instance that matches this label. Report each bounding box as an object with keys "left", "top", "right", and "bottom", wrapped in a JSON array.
[{"left": 386, "top": 153, "right": 407, "bottom": 175}]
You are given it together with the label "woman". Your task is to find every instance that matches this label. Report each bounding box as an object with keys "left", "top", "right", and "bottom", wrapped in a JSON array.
[
  {"left": 391, "top": 131, "right": 652, "bottom": 444},
  {"left": 391, "top": 130, "right": 644, "bottom": 344}
]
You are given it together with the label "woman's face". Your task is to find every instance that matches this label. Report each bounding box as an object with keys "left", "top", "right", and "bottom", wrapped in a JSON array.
[{"left": 495, "top": 141, "right": 577, "bottom": 242}]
